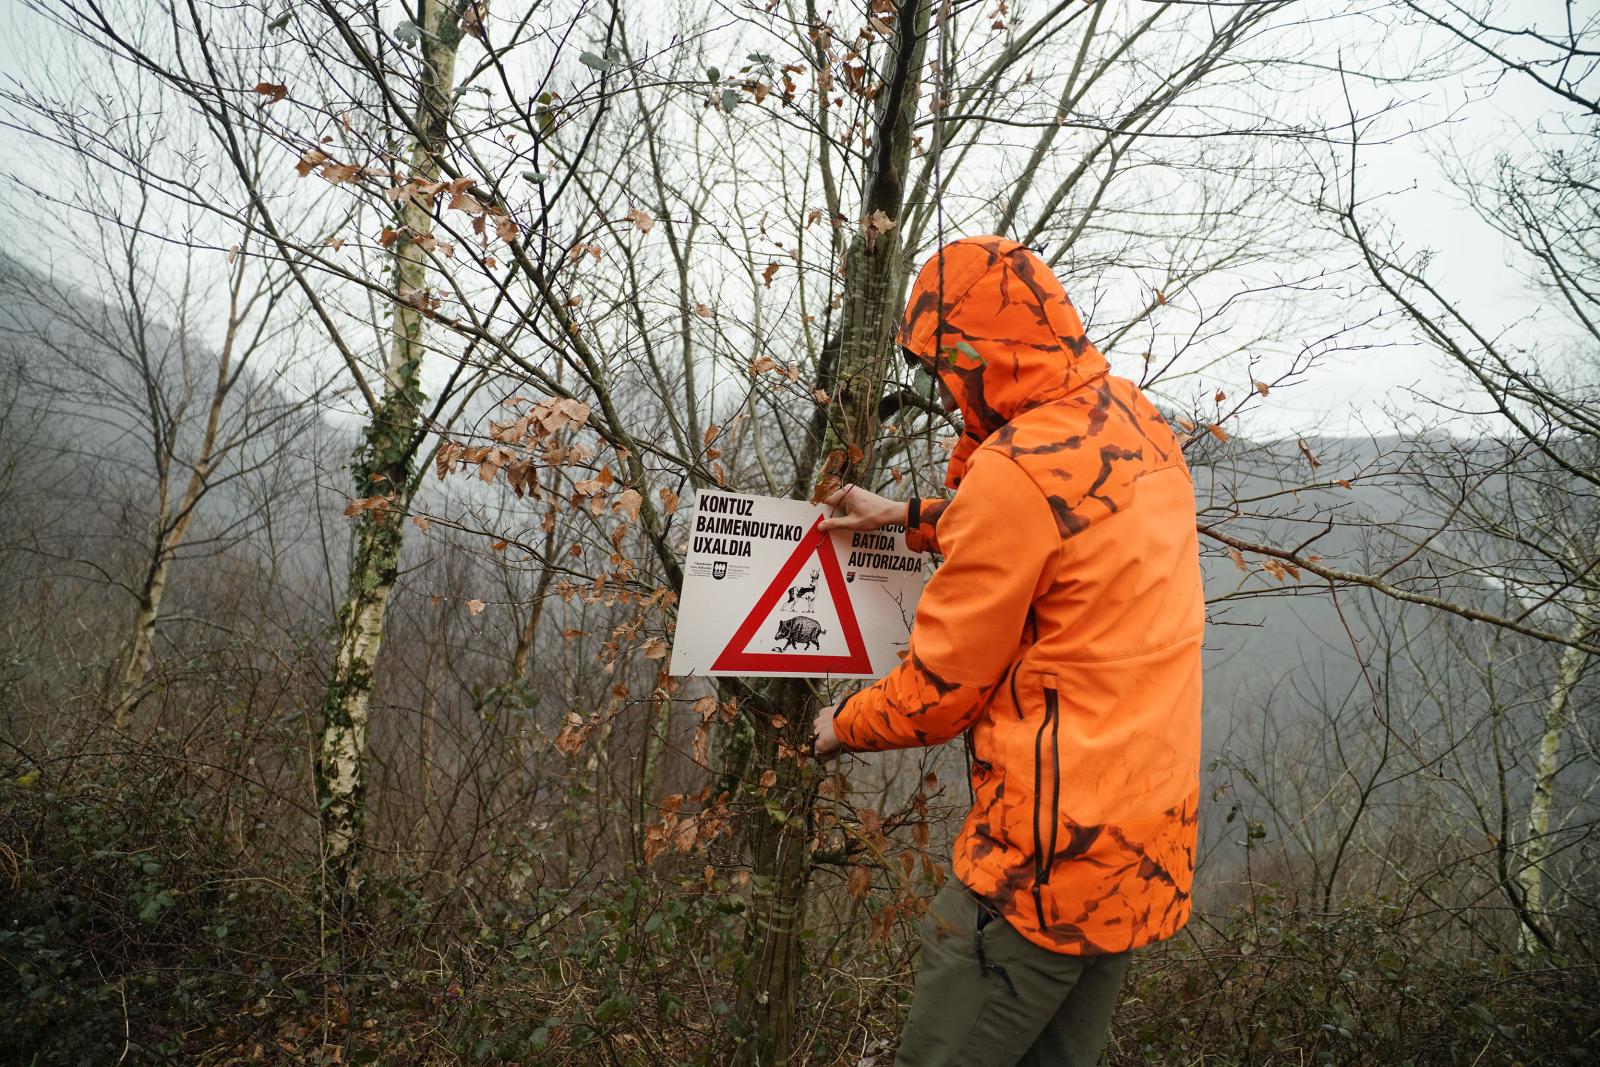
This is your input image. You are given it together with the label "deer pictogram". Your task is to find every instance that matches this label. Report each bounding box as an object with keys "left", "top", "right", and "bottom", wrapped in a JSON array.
[{"left": 785, "top": 568, "right": 820, "bottom": 612}]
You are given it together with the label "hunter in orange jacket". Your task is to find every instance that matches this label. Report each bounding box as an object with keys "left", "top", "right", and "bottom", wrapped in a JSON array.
[{"left": 822, "top": 236, "right": 1205, "bottom": 958}]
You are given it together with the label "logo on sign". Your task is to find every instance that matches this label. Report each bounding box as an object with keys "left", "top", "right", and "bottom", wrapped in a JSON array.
[
  {"left": 712, "top": 560, "right": 727, "bottom": 580},
  {"left": 846, "top": 571, "right": 856, "bottom": 583}
]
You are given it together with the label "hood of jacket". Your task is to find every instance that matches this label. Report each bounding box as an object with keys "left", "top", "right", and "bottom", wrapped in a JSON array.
[{"left": 897, "top": 236, "right": 1111, "bottom": 489}]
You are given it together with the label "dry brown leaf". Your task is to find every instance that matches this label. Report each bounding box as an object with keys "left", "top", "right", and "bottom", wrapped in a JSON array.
[
  {"left": 810, "top": 475, "right": 843, "bottom": 505},
  {"left": 762, "top": 262, "right": 780, "bottom": 287},
  {"left": 614, "top": 488, "right": 642, "bottom": 522},
  {"left": 642, "top": 638, "right": 669, "bottom": 659},
  {"left": 295, "top": 148, "right": 329, "bottom": 177},
  {"left": 467, "top": 599, "right": 486, "bottom": 615},
  {"left": 625, "top": 207, "right": 655, "bottom": 234},
  {"left": 1297, "top": 436, "right": 1321, "bottom": 469},
  {"left": 254, "top": 82, "right": 288, "bottom": 104},
  {"left": 758, "top": 769, "right": 778, "bottom": 793}
]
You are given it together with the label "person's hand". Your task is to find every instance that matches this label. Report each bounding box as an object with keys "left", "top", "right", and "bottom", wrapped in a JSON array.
[
  {"left": 817, "top": 484, "right": 906, "bottom": 534},
  {"left": 813, "top": 704, "right": 842, "bottom": 761}
]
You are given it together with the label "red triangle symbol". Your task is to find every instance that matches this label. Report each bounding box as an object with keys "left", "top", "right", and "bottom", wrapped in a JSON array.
[{"left": 711, "top": 515, "right": 873, "bottom": 675}]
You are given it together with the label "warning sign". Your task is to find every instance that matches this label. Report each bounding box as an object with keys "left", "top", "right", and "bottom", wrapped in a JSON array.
[{"left": 670, "top": 490, "right": 928, "bottom": 678}]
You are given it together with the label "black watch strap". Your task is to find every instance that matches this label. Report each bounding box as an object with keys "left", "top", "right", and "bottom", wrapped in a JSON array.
[{"left": 908, "top": 495, "right": 921, "bottom": 529}]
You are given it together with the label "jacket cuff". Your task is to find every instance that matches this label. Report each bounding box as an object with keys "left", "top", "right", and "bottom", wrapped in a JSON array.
[
  {"left": 904, "top": 497, "right": 949, "bottom": 554},
  {"left": 832, "top": 685, "right": 879, "bottom": 752}
]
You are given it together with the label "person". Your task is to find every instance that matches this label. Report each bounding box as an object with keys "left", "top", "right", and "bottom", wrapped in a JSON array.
[{"left": 811, "top": 236, "right": 1205, "bottom": 1067}]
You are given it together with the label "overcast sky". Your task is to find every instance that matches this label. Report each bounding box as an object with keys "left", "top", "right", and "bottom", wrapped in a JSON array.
[{"left": 0, "top": 0, "right": 1588, "bottom": 443}]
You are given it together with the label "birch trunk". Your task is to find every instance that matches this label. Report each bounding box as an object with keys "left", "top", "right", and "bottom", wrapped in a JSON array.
[
  {"left": 733, "top": 3, "right": 931, "bottom": 1061},
  {"left": 315, "top": 0, "right": 463, "bottom": 916},
  {"left": 114, "top": 551, "right": 174, "bottom": 728},
  {"left": 1516, "top": 529, "right": 1600, "bottom": 954},
  {"left": 113, "top": 258, "right": 244, "bottom": 728}
]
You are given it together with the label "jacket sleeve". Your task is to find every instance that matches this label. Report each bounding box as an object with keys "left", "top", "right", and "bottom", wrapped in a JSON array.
[
  {"left": 904, "top": 497, "right": 951, "bottom": 554},
  {"left": 834, "top": 450, "right": 1059, "bottom": 752}
]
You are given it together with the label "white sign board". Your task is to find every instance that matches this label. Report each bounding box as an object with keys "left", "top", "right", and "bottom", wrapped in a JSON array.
[{"left": 669, "top": 490, "right": 928, "bottom": 678}]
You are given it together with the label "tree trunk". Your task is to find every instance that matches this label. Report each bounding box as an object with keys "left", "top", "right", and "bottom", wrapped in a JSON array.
[
  {"left": 113, "top": 551, "right": 173, "bottom": 729},
  {"left": 734, "top": 681, "right": 817, "bottom": 1065},
  {"left": 315, "top": 0, "right": 463, "bottom": 919},
  {"left": 732, "top": 3, "right": 931, "bottom": 1062},
  {"left": 1515, "top": 532, "right": 1600, "bottom": 954}
]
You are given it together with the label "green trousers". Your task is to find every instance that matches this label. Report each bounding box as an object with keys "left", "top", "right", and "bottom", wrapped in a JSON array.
[{"left": 894, "top": 879, "right": 1131, "bottom": 1067}]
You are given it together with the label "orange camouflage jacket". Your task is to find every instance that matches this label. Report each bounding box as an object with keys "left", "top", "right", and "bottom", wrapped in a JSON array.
[{"left": 832, "top": 236, "right": 1205, "bottom": 956}]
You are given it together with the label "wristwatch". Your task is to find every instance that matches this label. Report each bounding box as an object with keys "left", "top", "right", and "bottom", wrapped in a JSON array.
[{"left": 908, "top": 495, "right": 921, "bottom": 528}]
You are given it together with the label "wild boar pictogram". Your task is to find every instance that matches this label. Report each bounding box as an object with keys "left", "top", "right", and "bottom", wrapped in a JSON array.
[{"left": 772, "top": 615, "right": 825, "bottom": 651}]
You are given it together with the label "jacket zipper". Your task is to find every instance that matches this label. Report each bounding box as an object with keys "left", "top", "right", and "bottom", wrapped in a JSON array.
[{"left": 1032, "top": 686, "right": 1062, "bottom": 925}]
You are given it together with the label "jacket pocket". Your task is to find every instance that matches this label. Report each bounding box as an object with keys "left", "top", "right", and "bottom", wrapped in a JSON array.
[{"left": 1030, "top": 684, "right": 1063, "bottom": 924}]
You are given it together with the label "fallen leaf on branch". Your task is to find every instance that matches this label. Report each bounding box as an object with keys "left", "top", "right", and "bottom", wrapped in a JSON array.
[
  {"left": 343, "top": 495, "right": 390, "bottom": 517},
  {"left": 294, "top": 148, "right": 328, "bottom": 177},
  {"left": 811, "top": 475, "right": 842, "bottom": 504},
  {"left": 1297, "top": 436, "right": 1321, "bottom": 469},
  {"left": 254, "top": 82, "right": 288, "bottom": 104},
  {"left": 625, "top": 207, "right": 655, "bottom": 233},
  {"left": 467, "top": 599, "right": 486, "bottom": 615}
]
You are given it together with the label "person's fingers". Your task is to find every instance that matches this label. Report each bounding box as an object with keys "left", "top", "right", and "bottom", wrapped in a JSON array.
[
  {"left": 819, "top": 513, "right": 866, "bottom": 533},
  {"left": 821, "top": 483, "right": 855, "bottom": 508}
]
